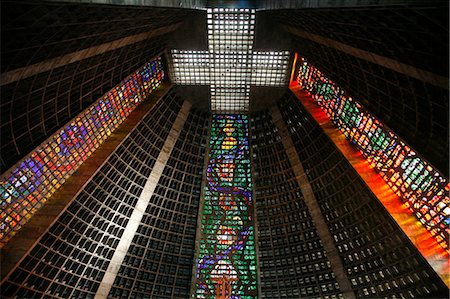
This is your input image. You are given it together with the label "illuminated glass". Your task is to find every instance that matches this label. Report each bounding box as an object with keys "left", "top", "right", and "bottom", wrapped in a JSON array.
[
  {"left": 195, "top": 114, "right": 257, "bottom": 298},
  {"left": 171, "top": 50, "right": 210, "bottom": 85},
  {"left": 170, "top": 8, "right": 290, "bottom": 113},
  {"left": 251, "top": 51, "right": 290, "bottom": 86},
  {"left": 0, "top": 57, "right": 164, "bottom": 246},
  {"left": 297, "top": 56, "right": 450, "bottom": 251}
]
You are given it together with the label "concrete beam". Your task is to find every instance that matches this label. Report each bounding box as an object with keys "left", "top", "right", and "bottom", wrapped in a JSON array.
[
  {"left": 0, "top": 24, "right": 181, "bottom": 86},
  {"left": 94, "top": 99, "right": 192, "bottom": 298},
  {"left": 270, "top": 105, "right": 356, "bottom": 299},
  {"left": 284, "top": 25, "right": 449, "bottom": 90},
  {"left": 0, "top": 83, "right": 172, "bottom": 282}
]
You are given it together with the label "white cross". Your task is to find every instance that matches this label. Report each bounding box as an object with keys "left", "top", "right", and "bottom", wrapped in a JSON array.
[{"left": 170, "top": 8, "right": 290, "bottom": 113}]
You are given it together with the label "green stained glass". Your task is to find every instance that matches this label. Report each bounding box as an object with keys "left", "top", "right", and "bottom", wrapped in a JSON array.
[{"left": 194, "top": 114, "right": 258, "bottom": 298}]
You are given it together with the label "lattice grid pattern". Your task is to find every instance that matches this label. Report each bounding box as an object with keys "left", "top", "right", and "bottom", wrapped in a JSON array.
[{"left": 170, "top": 8, "right": 290, "bottom": 113}]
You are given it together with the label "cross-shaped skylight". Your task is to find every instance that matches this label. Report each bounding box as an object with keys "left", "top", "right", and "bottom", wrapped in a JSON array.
[{"left": 170, "top": 8, "right": 290, "bottom": 113}]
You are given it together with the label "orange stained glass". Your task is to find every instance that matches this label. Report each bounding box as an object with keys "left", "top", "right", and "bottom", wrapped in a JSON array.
[{"left": 290, "top": 83, "right": 449, "bottom": 286}]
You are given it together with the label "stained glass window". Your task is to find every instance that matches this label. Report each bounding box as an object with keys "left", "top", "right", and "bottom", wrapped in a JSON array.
[
  {"left": 195, "top": 114, "right": 258, "bottom": 298},
  {"left": 0, "top": 57, "right": 164, "bottom": 246},
  {"left": 297, "top": 56, "right": 450, "bottom": 251}
]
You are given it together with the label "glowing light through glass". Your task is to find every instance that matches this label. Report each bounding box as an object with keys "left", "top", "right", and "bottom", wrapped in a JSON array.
[
  {"left": 170, "top": 8, "right": 290, "bottom": 113},
  {"left": 195, "top": 114, "right": 257, "bottom": 298},
  {"left": 0, "top": 57, "right": 164, "bottom": 246},
  {"left": 297, "top": 56, "right": 449, "bottom": 252}
]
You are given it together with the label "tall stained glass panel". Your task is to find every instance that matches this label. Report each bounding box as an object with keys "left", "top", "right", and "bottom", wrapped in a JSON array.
[
  {"left": 194, "top": 114, "right": 257, "bottom": 298},
  {"left": 0, "top": 57, "right": 164, "bottom": 246},
  {"left": 296, "top": 56, "right": 450, "bottom": 252}
]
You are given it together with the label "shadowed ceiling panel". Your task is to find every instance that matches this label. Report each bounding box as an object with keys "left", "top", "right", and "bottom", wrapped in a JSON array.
[
  {"left": 267, "top": 3, "right": 449, "bottom": 76},
  {"left": 0, "top": 1, "right": 198, "bottom": 172},
  {"left": 1, "top": 1, "right": 188, "bottom": 72}
]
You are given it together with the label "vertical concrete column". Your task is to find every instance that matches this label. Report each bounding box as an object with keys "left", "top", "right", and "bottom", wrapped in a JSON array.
[
  {"left": 95, "top": 100, "right": 192, "bottom": 299},
  {"left": 248, "top": 118, "right": 263, "bottom": 297},
  {"left": 270, "top": 106, "right": 356, "bottom": 299},
  {"left": 189, "top": 114, "right": 212, "bottom": 297}
]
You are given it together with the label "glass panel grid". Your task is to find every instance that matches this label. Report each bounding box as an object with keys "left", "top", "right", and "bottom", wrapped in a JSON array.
[
  {"left": 0, "top": 57, "right": 164, "bottom": 246},
  {"left": 296, "top": 56, "right": 450, "bottom": 252},
  {"left": 195, "top": 114, "right": 257, "bottom": 298},
  {"left": 171, "top": 50, "right": 210, "bottom": 85},
  {"left": 170, "top": 8, "right": 290, "bottom": 113},
  {"left": 251, "top": 51, "right": 290, "bottom": 86},
  {"left": 208, "top": 9, "right": 254, "bottom": 113}
]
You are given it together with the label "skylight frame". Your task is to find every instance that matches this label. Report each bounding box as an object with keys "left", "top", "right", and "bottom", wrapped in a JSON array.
[{"left": 170, "top": 8, "right": 290, "bottom": 113}]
